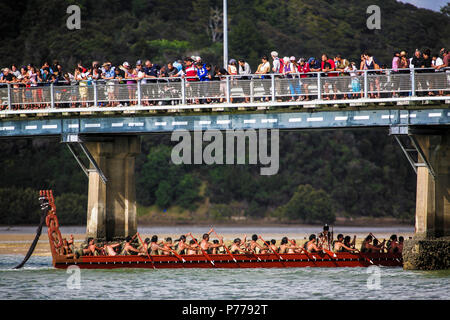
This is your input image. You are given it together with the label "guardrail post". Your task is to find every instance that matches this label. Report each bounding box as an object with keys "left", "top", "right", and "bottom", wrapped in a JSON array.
[
  {"left": 50, "top": 83, "right": 55, "bottom": 108},
  {"left": 137, "top": 81, "right": 142, "bottom": 106},
  {"left": 93, "top": 81, "right": 98, "bottom": 107},
  {"left": 364, "top": 70, "right": 368, "bottom": 99},
  {"left": 317, "top": 73, "right": 322, "bottom": 100},
  {"left": 181, "top": 78, "right": 186, "bottom": 105},
  {"left": 271, "top": 74, "right": 276, "bottom": 102},
  {"left": 7, "top": 84, "right": 12, "bottom": 110},
  {"left": 250, "top": 78, "right": 254, "bottom": 103},
  {"left": 410, "top": 69, "right": 416, "bottom": 97},
  {"left": 226, "top": 76, "right": 231, "bottom": 103}
]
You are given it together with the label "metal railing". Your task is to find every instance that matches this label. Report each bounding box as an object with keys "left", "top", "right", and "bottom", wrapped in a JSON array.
[{"left": 1, "top": 68, "right": 449, "bottom": 113}]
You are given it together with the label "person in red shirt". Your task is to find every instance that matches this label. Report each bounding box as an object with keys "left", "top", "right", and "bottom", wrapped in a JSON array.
[
  {"left": 298, "top": 58, "right": 311, "bottom": 100},
  {"left": 183, "top": 57, "right": 198, "bottom": 103},
  {"left": 321, "top": 54, "right": 333, "bottom": 99}
]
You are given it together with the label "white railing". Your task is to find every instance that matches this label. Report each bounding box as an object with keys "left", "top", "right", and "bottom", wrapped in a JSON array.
[{"left": 0, "top": 68, "right": 449, "bottom": 113}]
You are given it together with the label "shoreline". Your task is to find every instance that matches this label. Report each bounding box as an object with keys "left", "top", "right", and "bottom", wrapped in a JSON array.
[{"left": 0, "top": 216, "right": 414, "bottom": 229}]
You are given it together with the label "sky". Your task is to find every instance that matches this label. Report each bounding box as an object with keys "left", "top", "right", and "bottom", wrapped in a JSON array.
[{"left": 399, "top": 0, "right": 448, "bottom": 11}]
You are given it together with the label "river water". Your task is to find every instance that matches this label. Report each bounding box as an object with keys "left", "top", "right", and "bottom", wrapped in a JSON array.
[{"left": 0, "top": 226, "right": 449, "bottom": 300}]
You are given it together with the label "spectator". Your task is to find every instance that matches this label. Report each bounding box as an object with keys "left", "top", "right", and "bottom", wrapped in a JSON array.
[
  {"left": 410, "top": 49, "right": 423, "bottom": 69},
  {"left": 228, "top": 59, "right": 238, "bottom": 77},
  {"left": 309, "top": 57, "right": 321, "bottom": 73},
  {"left": 196, "top": 62, "right": 209, "bottom": 103},
  {"left": 297, "top": 58, "right": 311, "bottom": 100},
  {"left": 320, "top": 54, "right": 333, "bottom": 99},
  {"left": 418, "top": 49, "right": 433, "bottom": 96},
  {"left": 238, "top": 59, "right": 251, "bottom": 80},
  {"left": 399, "top": 51, "right": 410, "bottom": 96},
  {"left": 347, "top": 61, "right": 362, "bottom": 99},
  {"left": 392, "top": 51, "right": 400, "bottom": 72},
  {"left": 335, "top": 55, "right": 350, "bottom": 99},
  {"left": 11, "top": 65, "right": 20, "bottom": 78},
  {"left": 363, "top": 52, "right": 381, "bottom": 98},
  {"left": 184, "top": 57, "right": 198, "bottom": 103},
  {"left": 121, "top": 61, "right": 136, "bottom": 106},
  {"left": 184, "top": 57, "right": 197, "bottom": 81},
  {"left": 282, "top": 56, "right": 300, "bottom": 101},
  {"left": 434, "top": 48, "right": 450, "bottom": 95},
  {"left": 255, "top": 56, "right": 271, "bottom": 101},
  {"left": 271, "top": 51, "right": 282, "bottom": 74},
  {"left": 271, "top": 51, "right": 283, "bottom": 100}
]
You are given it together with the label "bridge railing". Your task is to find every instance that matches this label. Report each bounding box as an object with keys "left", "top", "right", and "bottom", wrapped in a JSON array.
[{"left": 1, "top": 68, "right": 449, "bottom": 112}]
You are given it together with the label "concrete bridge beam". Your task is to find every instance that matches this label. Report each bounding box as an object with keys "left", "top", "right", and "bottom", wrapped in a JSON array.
[{"left": 85, "top": 136, "right": 140, "bottom": 241}]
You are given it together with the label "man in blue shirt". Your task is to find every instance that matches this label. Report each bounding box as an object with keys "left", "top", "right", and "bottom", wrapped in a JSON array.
[
  {"left": 196, "top": 62, "right": 208, "bottom": 81},
  {"left": 196, "top": 62, "right": 209, "bottom": 103}
]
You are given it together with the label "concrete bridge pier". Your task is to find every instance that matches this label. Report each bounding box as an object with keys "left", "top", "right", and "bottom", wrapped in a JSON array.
[
  {"left": 403, "top": 129, "right": 450, "bottom": 270},
  {"left": 85, "top": 136, "right": 141, "bottom": 241}
]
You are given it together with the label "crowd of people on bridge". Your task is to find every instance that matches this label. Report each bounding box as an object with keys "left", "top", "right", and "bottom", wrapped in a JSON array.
[
  {"left": 60, "top": 225, "right": 404, "bottom": 259},
  {"left": 1, "top": 47, "right": 449, "bottom": 110}
]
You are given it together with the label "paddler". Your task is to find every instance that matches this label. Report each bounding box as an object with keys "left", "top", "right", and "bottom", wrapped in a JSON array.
[
  {"left": 175, "top": 235, "right": 196, "bottom": 255},
  {"left": 305, "top": 234, "right": 321, "bottom": 253},
  {"left": 333, "top": 234, "right": 358, "bottom": 252},
  {"left": 121, "top": 235, "right": 141, "bottom": 255},
  {"left": 249, "top": 234, "right": 265, "bottom": 254},
  {"left": 230, "top": 238, "right": 248, "bottom": 254},
  {"left": 199, "top": 229, "right": 224, "bottom": 254},
  {"left": 105, "top": 242, "right": 122, "bottom": 256}
]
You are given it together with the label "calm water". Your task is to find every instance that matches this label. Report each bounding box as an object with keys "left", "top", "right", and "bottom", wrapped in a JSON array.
[
  {"left": 1, "top": 225, "right": 448, "bottom": 300},
  {"left": 0, "top": 255, "right": 449, "bottom": 300}
]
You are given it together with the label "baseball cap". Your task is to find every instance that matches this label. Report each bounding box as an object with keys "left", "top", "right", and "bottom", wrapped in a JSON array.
[{"left": 123, "top": 62, "right": 130, "bottom": 67}]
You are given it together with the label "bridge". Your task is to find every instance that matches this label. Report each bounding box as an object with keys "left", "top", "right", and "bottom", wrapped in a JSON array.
[{"left": 1, "top": 70, "right": 449, "bottom": 269}]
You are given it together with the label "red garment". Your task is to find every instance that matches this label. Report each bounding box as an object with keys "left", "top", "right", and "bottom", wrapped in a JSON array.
[
  {"left": 327, "top": 59, "right": 338, "bottom": 77},
  {"left": 185, "top": 65, "right": 198, "bottom": 81},
  {"left": 298, "top": 63, "right": 310, "bottom": 78},
  {"left": 443, "top": 53, "right": 450, "bottom": 67}
]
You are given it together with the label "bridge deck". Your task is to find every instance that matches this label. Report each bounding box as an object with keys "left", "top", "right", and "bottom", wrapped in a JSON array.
[
  {"left": 0, "top": 105, "right": 448, "bottom": 138},
  {"left": 1, "top": 70, "right": 449, "bottom": 137}
]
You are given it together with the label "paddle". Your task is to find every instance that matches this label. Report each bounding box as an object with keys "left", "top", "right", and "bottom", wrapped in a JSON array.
[
  {"left": 322, "top": 247, "right": 337, "bottom": 259},
  {"left": 288, "top": 239, "right": 316, "bottom": 261},
  {"left": 165, "top": 245, "right": 186, "bottom": 263},
  {"left": 211, "top": 228, "right": 237, "bottom": 263},
  {"left": 355, "top": 249, "right": 374, "bottom": 265},
  {"left": 136, "top": 232, "right": 156, "bottom": 269},
  {"left": 259, "top": 236, "right": 284, "bottom": 261},
  {"left": 187, "top": 233, "right": 215, "bottom": 267}
]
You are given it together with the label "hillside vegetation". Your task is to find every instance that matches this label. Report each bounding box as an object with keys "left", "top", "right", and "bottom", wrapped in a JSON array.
[{"left": 1, "top": 0, "right": 448, "bottom": 225}]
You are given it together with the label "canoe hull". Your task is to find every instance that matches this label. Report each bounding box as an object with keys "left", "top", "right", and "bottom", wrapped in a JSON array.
[{"left": 53, "top": 252, "right": 402, "bottom": 269}]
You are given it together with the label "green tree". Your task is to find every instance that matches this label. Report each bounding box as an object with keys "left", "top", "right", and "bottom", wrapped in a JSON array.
[
  {"left": 55, "top": 193, "right": 87, "bottom": 225},
  {"left": 277, "top": 184, "right": 335, "bottom": 224}
]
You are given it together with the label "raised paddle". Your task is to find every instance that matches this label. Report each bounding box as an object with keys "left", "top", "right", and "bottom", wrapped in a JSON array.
[
  {"left": 136, "top": 232, "right": 156, "bottom": 269},
  {"left": 211, "top": 228, "right": 237, "bottom": 263},
  {"left": 187, "top": 233, "right": 215, "bottom": 267},
  {"left": 259, "top": 236, "right": 284, "bottom": 261}
]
